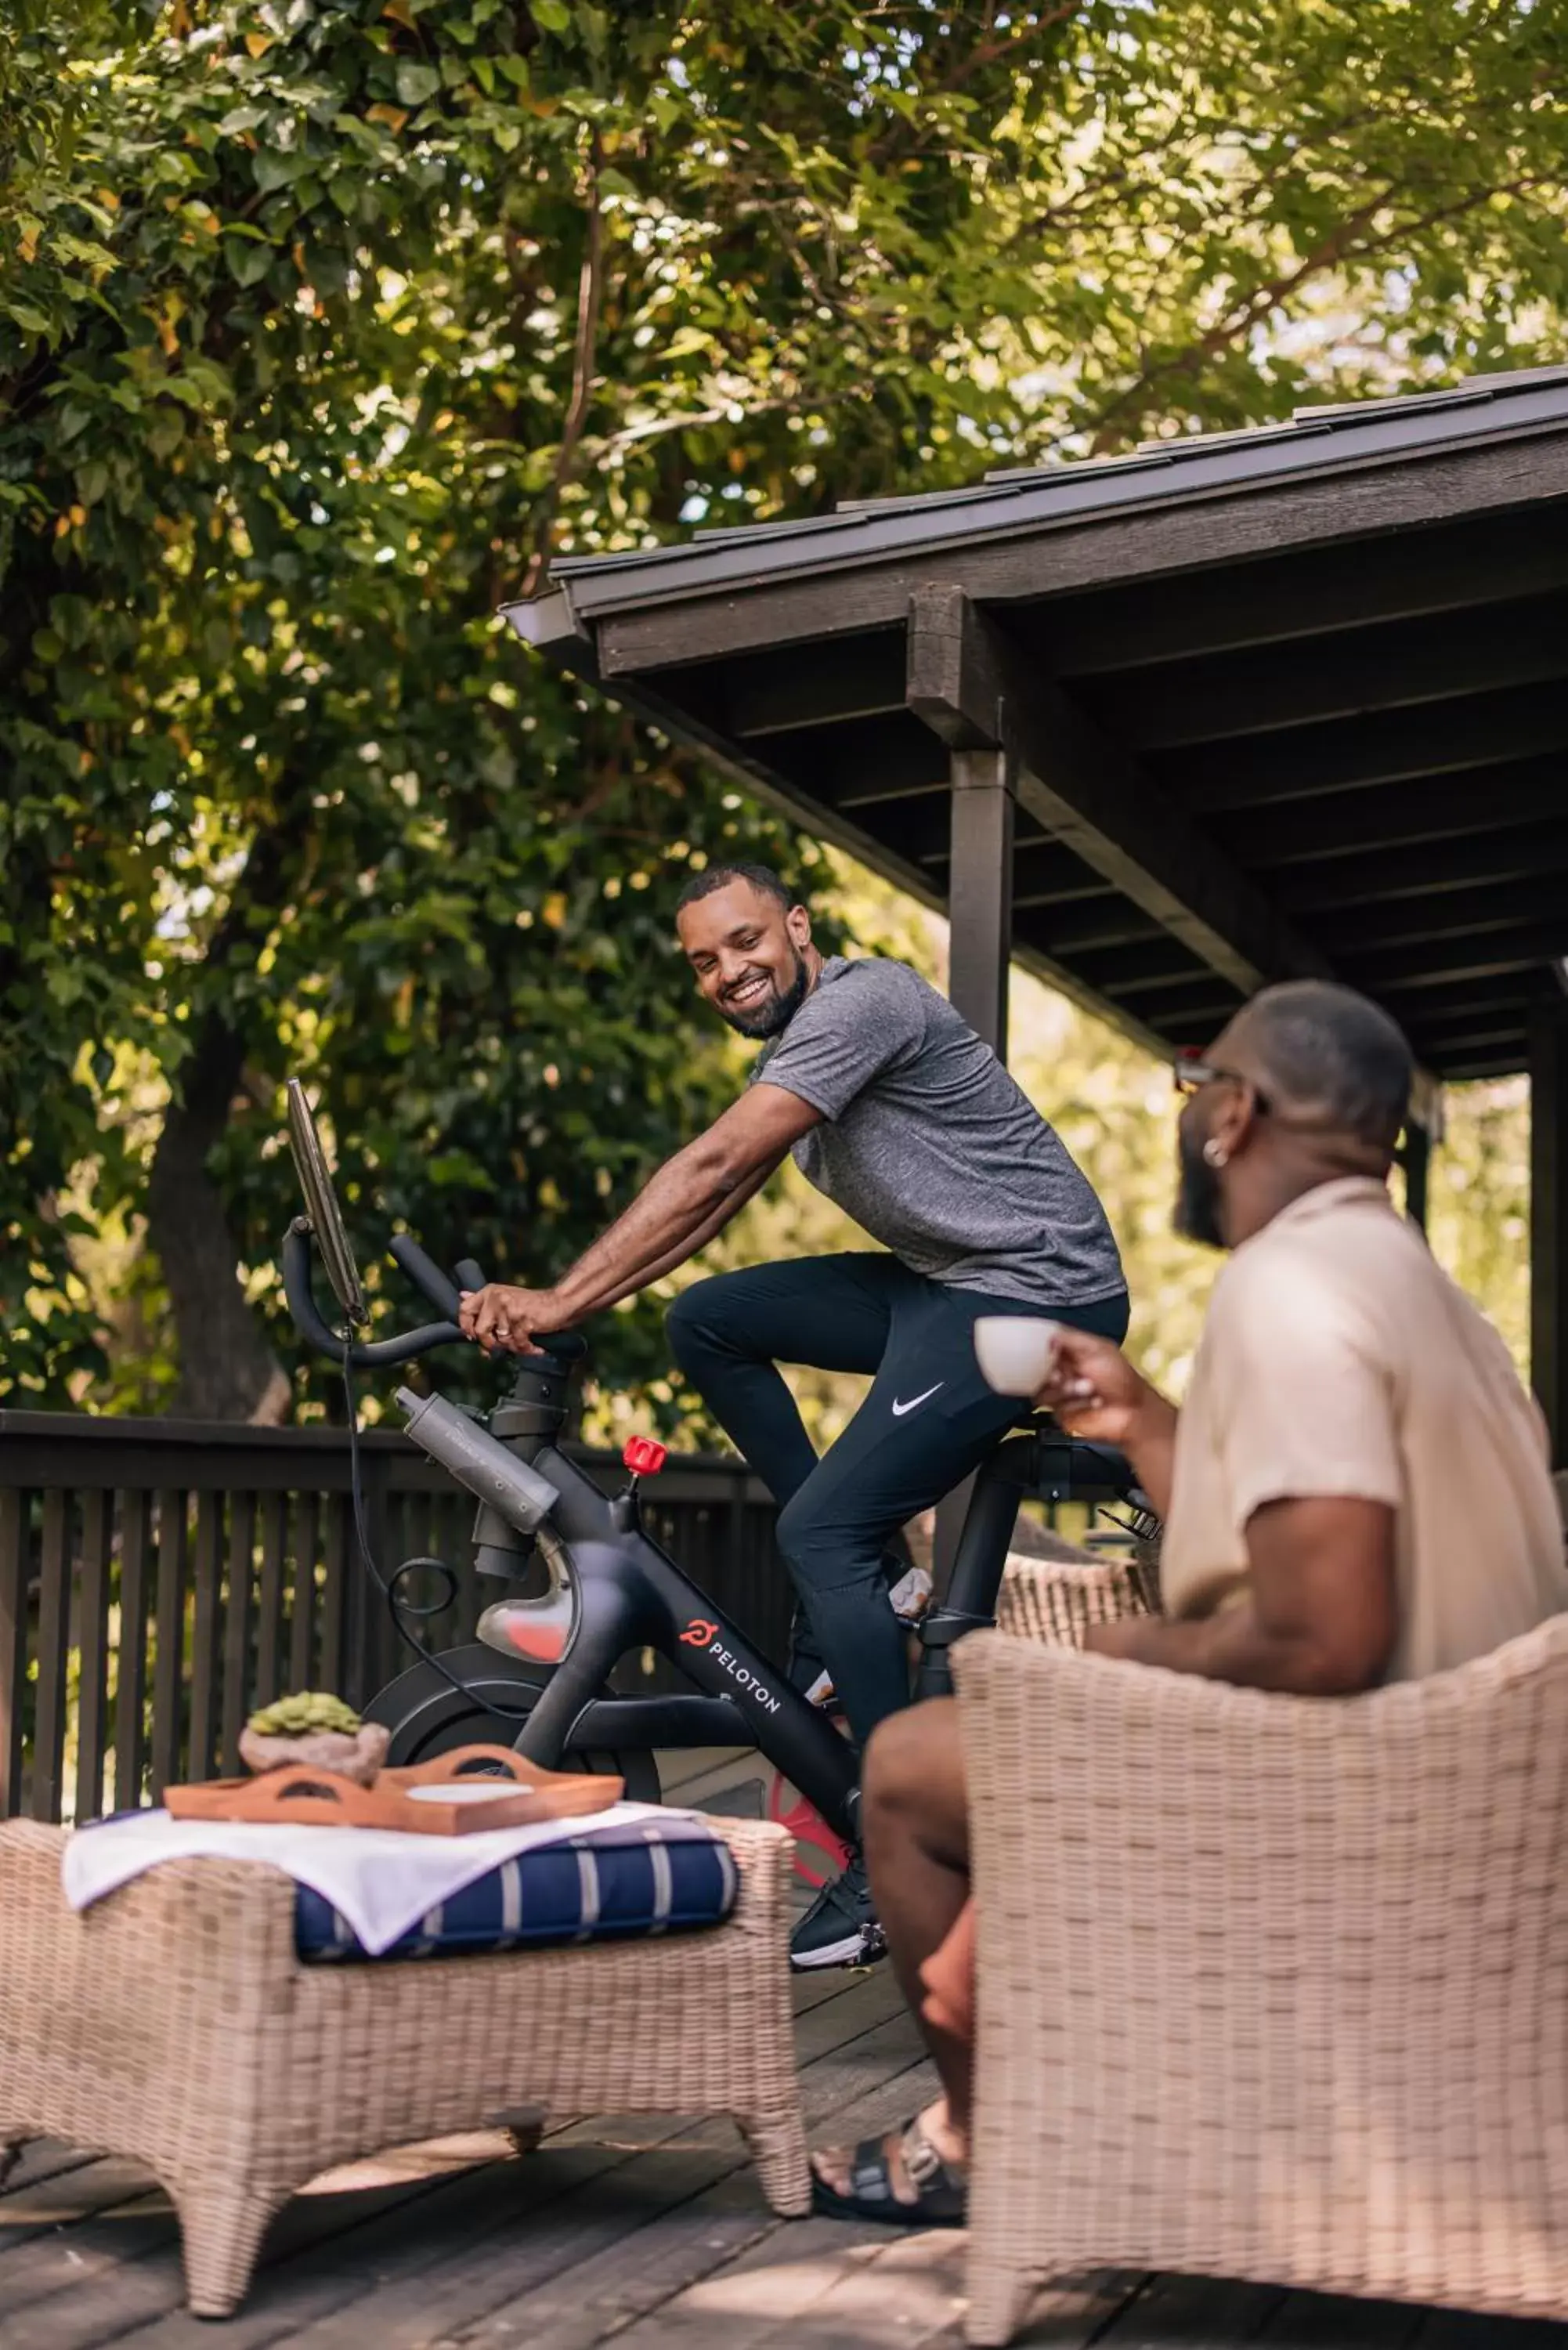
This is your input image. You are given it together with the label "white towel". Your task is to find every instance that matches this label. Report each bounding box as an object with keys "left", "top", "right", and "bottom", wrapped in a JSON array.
[{"left": 61, "top": 1801, "right": 703, "bottom": 1958}]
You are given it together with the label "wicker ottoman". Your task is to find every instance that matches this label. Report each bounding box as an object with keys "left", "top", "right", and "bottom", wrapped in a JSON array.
[{"left": 0, "top": 1817, "right": 808, "bottom": 2317}]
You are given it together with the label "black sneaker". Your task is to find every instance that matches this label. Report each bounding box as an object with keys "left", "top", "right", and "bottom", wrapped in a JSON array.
[{"left": 789, "top": 1853, "right": 888, "bottom": 1971}]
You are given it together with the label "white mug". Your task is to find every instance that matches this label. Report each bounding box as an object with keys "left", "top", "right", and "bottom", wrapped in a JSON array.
[{"left": 974, "top": 1316, "right": 1063, "bottom": 1398}]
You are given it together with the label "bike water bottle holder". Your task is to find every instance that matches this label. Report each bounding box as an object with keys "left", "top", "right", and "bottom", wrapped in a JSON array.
[
  {"left": 471, "top": 1504, "right": 536, "bottom": 1580},
  {"left": 471, "top": 1365, "right": 577, "bottom": 1576}
]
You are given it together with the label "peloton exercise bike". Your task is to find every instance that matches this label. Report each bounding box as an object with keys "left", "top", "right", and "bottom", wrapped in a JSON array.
[{"left": 282, "top": 1081, "right": 1154, "bottom": 1854}]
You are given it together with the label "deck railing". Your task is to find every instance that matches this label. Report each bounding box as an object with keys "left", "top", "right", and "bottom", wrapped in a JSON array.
[{"left": 0, "top": 1412, "right": 789, "bottom": 1826}]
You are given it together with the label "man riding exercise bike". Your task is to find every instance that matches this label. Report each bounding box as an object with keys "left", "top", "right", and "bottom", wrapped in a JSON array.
[{"left": 460, "top": 863, "right": 1128, "bottom": 1968}]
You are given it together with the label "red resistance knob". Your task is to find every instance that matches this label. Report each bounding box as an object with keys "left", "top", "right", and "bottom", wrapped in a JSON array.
[{"left": 622, "top": 1436, "right": 668, "bottom": 1478}]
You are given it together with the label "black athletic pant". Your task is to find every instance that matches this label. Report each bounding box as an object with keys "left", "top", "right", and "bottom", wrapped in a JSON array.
[{"left": 666, "top": 1255, "right": 1129, "bottom": 1755}]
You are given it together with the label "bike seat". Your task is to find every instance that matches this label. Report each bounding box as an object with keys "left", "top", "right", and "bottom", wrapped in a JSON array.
[{"left": 1002, "top": 1413, "right": 1140, "bottom": 1504}]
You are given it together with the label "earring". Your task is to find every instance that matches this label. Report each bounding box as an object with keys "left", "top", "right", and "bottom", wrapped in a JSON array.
[{"left": 1203, "top": 1137, "right": 1229, "bottom": 1169}]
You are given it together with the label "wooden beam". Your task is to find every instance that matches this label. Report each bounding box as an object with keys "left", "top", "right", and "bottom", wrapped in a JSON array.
[
  {"left": 1042, "top": 504, "right": 1568, "bottom": 676},
  {"left": 920, "top": 833, "right": 1101, "bottom": 889},
  {"left": 748, "top": 714, "right": 949, "bottom": 809},
  {"left": 947, "top": 745, "right": 1015, "bottom": 1058},
  {"left": 1136, "top": 996, "right": 1252, "bottom": 1041},
  {"left": 1315, "top": 875, "right": 1568, "bottom": 957},
  {"left": 590, "top": 430, "right": 1568, "bottom": 674},
  {"left": 905, "top": 585, "right": 1334, "bottom": 1000},
  {"left": 1531, "top": 1005, "right": 1568, "bottom": 1465},
  {"left": 1012, "top": 897, "right": 1164, "bottom": 954},
  {"left": 1173, "top": 681, "right": 1568, "bottom": 812},
  {"left": 1447, "top": 1050, "right": 1530, "bottom": 1079},
  {"left": 503, "top": 612, "right": 1264, "bottom": 1075},
  {"left": 552, "top": 666, "right": 950, "bottom": 917},
  {"left": 1104, "top": 593, "right": 1568, "bottom": 754},
  {"left": 1375, "top": 974, "right": 1536, "bottom": 1028},
  {"left": 1404, "top": 1003, "right": 1538, "bottom": 1048},
  {"left": 1389, "top": 1027, "right": 1532, "bottom": 1073},
  {"left": 1091, "top": 945, "right": 1236, "bottom": 999},
  {"left": 1230, "top": 756, "right": 1568, "bottom": 867},
  {"left": 1006, "top": 846, "right": 1114, "bottom": 908},
  {"left": 1342, "top": 918, "right": 1568, "bottom": 991},
  {"left": 718, "top": 631, "right": 908, "bottom": 738},
  {"left": 864, "top": 792, "right": 1049, "bottom": 870},
  {"left": 1275, "top": 819, "right": 1568, "bottom": 913}
]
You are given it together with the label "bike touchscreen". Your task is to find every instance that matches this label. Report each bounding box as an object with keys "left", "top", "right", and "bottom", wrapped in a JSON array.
[{"left": 285, "top": 1076, "right": 367, "bottom": 1329}]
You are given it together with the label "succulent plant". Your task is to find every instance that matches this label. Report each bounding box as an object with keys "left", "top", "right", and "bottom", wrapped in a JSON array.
[{"left": 245, "top": 1692, "right": 362, "bottom": 1740}]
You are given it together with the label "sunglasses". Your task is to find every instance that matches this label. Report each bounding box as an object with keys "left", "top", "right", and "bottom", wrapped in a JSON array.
[{"left": 1173, "top": 1053, "right": 1272, "bottom": 1114}]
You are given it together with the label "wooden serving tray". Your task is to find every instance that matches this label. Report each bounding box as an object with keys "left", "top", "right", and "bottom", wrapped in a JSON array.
[{"left": 164, "top": 1745, "right": 624, "bottom": 1836}]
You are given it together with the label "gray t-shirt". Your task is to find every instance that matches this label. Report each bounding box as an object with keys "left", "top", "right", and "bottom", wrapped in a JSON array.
[{"left": 750, "top": 956, "right": 1124, "bottom": 1308}]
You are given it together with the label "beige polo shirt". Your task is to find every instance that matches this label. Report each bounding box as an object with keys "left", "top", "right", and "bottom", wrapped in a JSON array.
[{"left": 1161, "top": 1177, "right": 1567, "bottom": 1682}]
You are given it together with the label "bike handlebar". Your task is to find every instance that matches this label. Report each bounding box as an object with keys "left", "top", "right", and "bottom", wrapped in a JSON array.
[
  {"left": 283, "top": 1224, "right": 464, "bottom": 1365},
  {"left": 388, "top": 1233, "right": 464, "bottom": 1321},
  {"left": 282, "top": 1220, "right": 588, "bottom": 1368}
]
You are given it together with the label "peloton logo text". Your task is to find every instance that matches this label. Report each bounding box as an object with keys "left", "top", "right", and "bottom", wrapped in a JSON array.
[{"left": 679, "top": 1618, "right": 782, "bottom": 1714}]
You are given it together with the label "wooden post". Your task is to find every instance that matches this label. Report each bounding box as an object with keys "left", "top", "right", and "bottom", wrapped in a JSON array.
[
  {"left": 932, "top": 742, "right": 1017, "bottom": 1592},
  {"left": 1403, "top": 1122, "right": 1429, "bottom": 1233},
  {"left": 947, "top": 743, "right": 1016, "bottom": 1061},
  {"left": 1530, "top": 1007, "right": 1568, "bottom": 1468}
]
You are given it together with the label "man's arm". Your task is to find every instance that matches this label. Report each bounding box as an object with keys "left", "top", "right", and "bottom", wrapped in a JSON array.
[
  {"left": 1085, "top": 1493, "right": 1398, "bottom": 1694},
  {"left": 581, "top": 1158, "right": 776, "bottom": 1304},
  {"left": 461, "top": 1086, "right": 820, "bottom": 1351}
]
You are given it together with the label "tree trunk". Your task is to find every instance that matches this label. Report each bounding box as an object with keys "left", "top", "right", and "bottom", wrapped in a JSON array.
[
  {"left": 146, "top": 1005, "right": 290, "bottom": 1423},
  {"left": 145, "top": 804, "right": 308, "bottom": 1424}
]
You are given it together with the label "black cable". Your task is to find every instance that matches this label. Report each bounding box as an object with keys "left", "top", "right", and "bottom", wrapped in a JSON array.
[{"left": 339, "top": 1346, "right": 542, "bottom": 1726}]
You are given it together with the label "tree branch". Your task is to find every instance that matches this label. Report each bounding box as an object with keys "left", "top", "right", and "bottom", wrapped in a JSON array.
[
  {"left": 1075, "top": 170, "right": 1559, "bottom": 455},
  {"left": 518, "top": 130, "right": 607, "bottom": 598}
]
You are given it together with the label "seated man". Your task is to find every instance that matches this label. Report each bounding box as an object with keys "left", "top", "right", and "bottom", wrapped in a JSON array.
[{"left": 812, "top": 978, "right": 1568, "bottom": 2225}]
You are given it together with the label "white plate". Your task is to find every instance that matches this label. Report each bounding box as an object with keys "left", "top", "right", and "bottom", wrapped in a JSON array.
[{"left": 406, "top": 1781, "right": 534, "bottom": 1805}]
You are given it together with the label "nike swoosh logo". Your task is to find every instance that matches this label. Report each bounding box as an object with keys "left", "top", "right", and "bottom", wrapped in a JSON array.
[{"left": 891, "top": 1383, "right": 944, "bottom": 1418}]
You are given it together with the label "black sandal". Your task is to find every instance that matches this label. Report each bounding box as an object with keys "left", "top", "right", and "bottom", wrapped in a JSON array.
[{"left": 810, "top": 2116, "right": 968, "bottom": 2228}]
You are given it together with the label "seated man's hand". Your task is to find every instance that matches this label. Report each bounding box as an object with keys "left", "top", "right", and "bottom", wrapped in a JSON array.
[
  {"left": 1035, "top": 1326, "right": 1160, "bottom": 1449},
  {"left": 458, "top": 1282, "right": 563, "bottom": 1356}
]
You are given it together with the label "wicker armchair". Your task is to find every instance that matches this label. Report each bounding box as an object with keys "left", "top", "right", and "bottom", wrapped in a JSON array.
[
  {"left": 995, "top": 1544, "right": 1159, "bottom": 1649},
  {"left": 952, "top": 1615, "right": 1568, "bottom": 2345}
]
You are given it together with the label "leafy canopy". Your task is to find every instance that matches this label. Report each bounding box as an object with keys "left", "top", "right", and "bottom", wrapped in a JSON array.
[{"left": 2, "top": 0, "right": 1564, "bottom": 1421}]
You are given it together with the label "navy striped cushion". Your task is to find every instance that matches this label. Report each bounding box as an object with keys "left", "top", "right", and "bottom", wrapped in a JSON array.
[{"left": 293, "top": 1823, "right": 739, "bottom": 1964}]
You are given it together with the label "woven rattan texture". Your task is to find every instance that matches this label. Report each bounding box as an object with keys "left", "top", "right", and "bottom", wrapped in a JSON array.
[
  {"left": 995, "top": 1550, "right": 1159, "bottom": 1647},
  {"left": 953, "top": 1619, "right": 1568, "bottom": 2345},
  {"left": 0, "top": 1817, "right": 807, "bottom": 2316}
]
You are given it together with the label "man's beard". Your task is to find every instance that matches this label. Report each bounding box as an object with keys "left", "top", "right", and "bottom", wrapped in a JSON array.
[
  {"left": 720, "top": 952, "right": 811, "bottom": 1039},
  {"left": 1174, "top": 1124, "right": 1227, "bottom": 1250}
]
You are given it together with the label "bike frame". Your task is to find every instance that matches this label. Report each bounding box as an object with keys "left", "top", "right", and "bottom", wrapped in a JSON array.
[
  {"left": 431, "top": 1354, "right": 1140, "bottom": 1846},
  {"left": 280, "top": 1216, "right": 1144, "bottom": 1848}
]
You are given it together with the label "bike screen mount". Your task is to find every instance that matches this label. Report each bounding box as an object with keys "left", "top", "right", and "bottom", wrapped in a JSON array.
[{"left": 286, "top": 1077, "right": 367, "bottom": 1332}]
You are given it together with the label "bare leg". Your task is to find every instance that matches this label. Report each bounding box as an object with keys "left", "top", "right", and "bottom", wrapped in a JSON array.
[{"left": 812, "top": 1698, "right": 974, "bottom": 2203}]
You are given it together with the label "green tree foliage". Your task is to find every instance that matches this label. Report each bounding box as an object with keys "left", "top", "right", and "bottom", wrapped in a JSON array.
[
  {"left": 5, "top": 0, "right": 1053, "bottom": 1415},
  {"left": 2, "top": 0, "right": 1563, "bottom": 1423}
]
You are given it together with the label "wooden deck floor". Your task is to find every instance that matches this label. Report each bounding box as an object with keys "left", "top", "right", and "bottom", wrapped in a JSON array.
[
  {"left": 3, "top": 1954, "right": 1563, "bottom": 2350},
  {"left": 5, "top": 1754, "right": 1565, "bottom": 2347}
]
